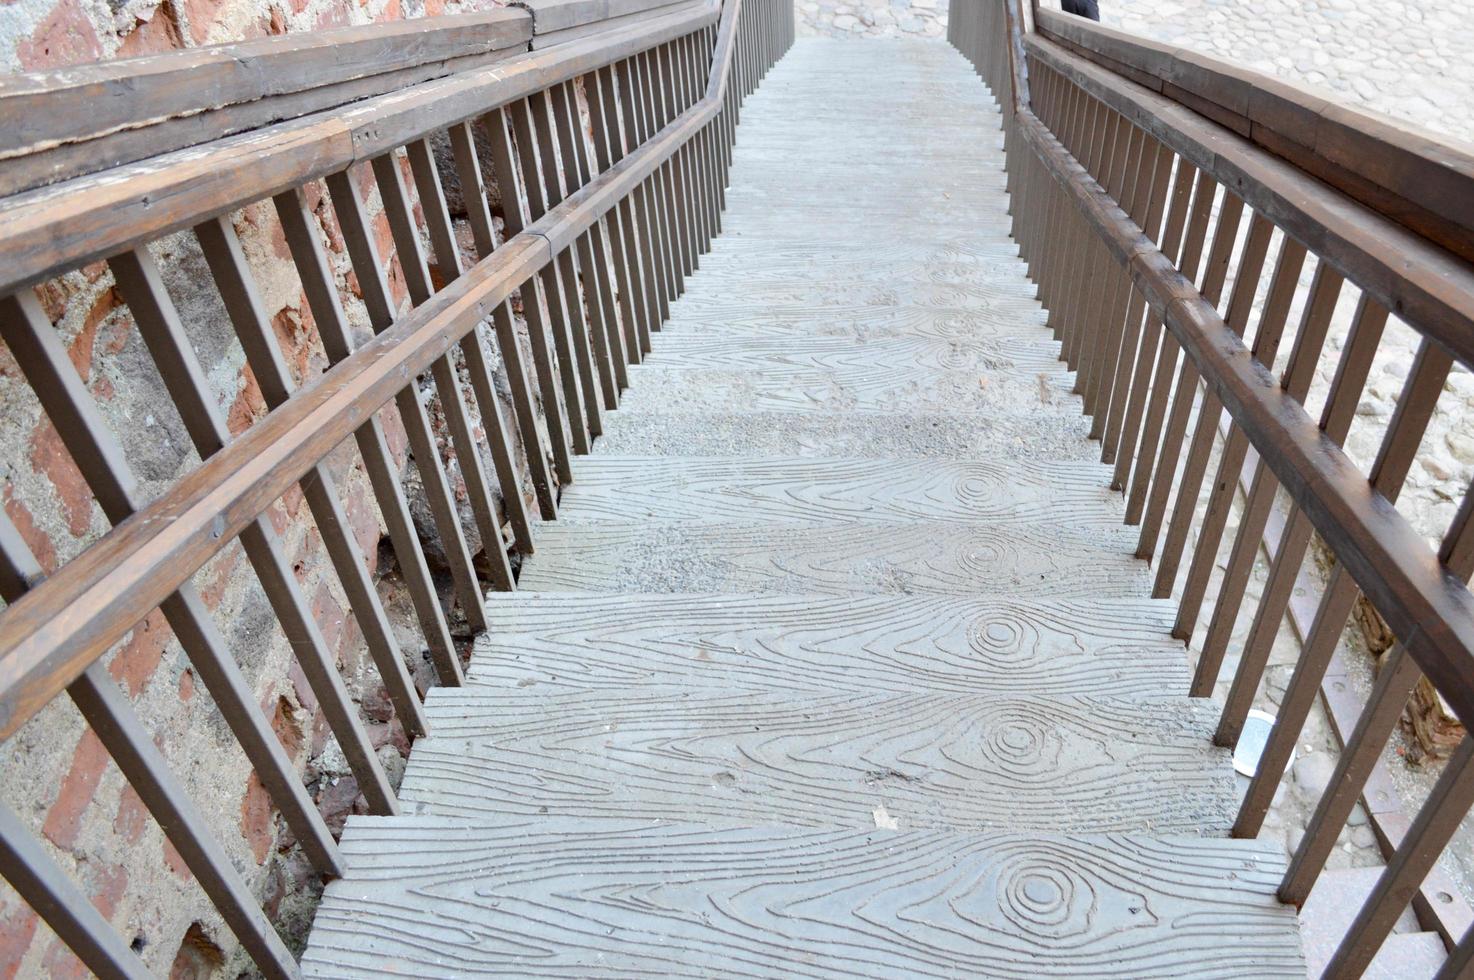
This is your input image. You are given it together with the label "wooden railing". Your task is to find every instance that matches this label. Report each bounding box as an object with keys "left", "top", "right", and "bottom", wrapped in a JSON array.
[
  {"left": 0, "top": 0, "right": 792, "bottom": 972},
  {"left": 951, "top": 1, "right": 1474, "bottom": 976}
]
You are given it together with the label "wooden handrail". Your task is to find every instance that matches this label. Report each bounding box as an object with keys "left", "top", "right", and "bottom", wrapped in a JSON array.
[
  {"left": 0, "top": 0, "right": 745, "bottom": 741},
  {"left": 1022, "top": 36, "right": 1474, "bottom": 373},
  {"left": 951, "top": 0, "right": 1474, "bottom": 971},
  {"left": 0, "top": 0, "right": 794, "bottom": 972},
  {"left": 0, "top": 1, "right": 718, "bottom": 295},
  {"left": 1033, "top": 7, "right": 1474, "bottom": 264}
]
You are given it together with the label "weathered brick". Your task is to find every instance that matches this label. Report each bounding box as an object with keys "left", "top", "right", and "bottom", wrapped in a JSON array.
[
  {"left": 108, "top": 608, "right": 172, "bottom": 698},
  {"left": 28, "top": 420, "right": 95, "bottom": 539},
  {"left": 15, "top": 0, "right": 102, "bottom": 69},
  {"left": 42, "top": 728, "right": 110, "bottom": 851}
]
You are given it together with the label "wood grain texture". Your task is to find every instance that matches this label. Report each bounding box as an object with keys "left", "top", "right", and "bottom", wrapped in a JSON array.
[
  {"left": 402, "top": 690, "right": 1235, "bottom": 832},
  {"left": 553, "top": 456, "right": 1125, "bottom": 526},
  {"left": 644, "top": 333, "right": 1059, "bottom": 373},
  {"left": 615, "top": 364, "right": 1077, "bottom": 415},
  {"left": 657, "top": 300, "right": 1048, "bottom": 342},
  {"left": 595, "top": 410, "right": 1099, "bottom": 460},
  {"left": 468, "top": 592, "right": 1188, "bottom": 695},
  {"left": 303, "top": 818, "right": 1304, "bottom": 978},
  {"left": 519, "top": 521, "right": 1152, "bottom": 596}
]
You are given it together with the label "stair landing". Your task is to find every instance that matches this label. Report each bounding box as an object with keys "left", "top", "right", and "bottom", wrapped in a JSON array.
[{"left": 302, "top": 38, "right": 1305, "bottom": 977}]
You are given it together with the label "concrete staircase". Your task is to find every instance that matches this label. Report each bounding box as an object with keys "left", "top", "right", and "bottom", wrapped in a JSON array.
[{"left": 302, "top": 38, "right": 1306, "bottom": 976}]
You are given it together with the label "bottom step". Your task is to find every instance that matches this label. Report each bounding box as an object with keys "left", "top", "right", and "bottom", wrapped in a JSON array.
[{"left": 304, "top": 818, "right": 1305, "bottom": 978}]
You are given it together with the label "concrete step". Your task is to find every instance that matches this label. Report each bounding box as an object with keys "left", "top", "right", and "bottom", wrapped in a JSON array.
[
  {"left": 613, "top": 362, "right": 1075, "bottom": 415},
  {"left": 467, "top": 592, "right": 1189, "bottom": 697},
  {"left": 593, "top": 409, "right": 1097, "bottom": 459},
  {"left": 658, "top": 300, "right": 1047, "bottom": 343},
  {"left": 401, "top": 690, "right": 1235, "bottom": 834},
  {"left": 664, "top": 279, "right": 1042, "bottom": 315},
  {"left": 640, "top": 332, "right": 1059, "bottom": 377},
  {"left": 1299, "top": 866, "right": 1448, "bottom": 978},
  {"left": 552, "top": 456, "right": 1123, "bottom": 527},
  {"left": 304, "top": 818, "right": 1303, "bottom": 978},
  {"left": 518, "top": 520, "right": 1150, "bottom": 596}
]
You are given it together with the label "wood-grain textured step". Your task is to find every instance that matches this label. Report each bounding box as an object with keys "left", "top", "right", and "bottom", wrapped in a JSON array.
[
  {"left": 551, "top": 456, "right": 1129, "bottom": 526},
  {"left": 518, "top": 521, "right": 1151, "bottom": 596},
  {"left": 594, "top": 409, "right": 1098, "bottom": 459},
  {"left": 399, "top": 689, "right": 1236, "bottom": 833},
  {"left": 465, "top": 593, "right": 1189, "bottom": 696},
  {"left": 304, "top": 818, "right": 1304, "bottom": 979},
  {"left": 301, "top": 36, "right": 1306, "bottom": 977}
]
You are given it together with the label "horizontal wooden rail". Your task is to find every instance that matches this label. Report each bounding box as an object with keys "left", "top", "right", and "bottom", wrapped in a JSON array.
[
  {"left": 1033, "top": 7, "right": 1474, "bottom": 264},
  {"left": 953, "top": 0, "right": 1474, "bottom": 971},
  {"left": 0, "top": 11, "right": 532, "bottom": 195},
  {"left": 1022, "top": 34, "right": 1474, "bottom": 374},
  {"left": 0, "top": 26, "right": 741, "bottom": 739},
  {"left": 0, "top": 0, "right": 719, "bottom": 295},
  {"left": 0, "top": 0, "right": 795, "bottom": 970},
  {"left": 1009, "top": 102, "right": 1474, "bottom": 729}
]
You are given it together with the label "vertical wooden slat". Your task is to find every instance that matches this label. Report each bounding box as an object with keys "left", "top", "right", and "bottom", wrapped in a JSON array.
[
  {"left": 480, "top": 104, "right": 578, "bottom": 484},
  {"left": 109, "top": 246, "right": 398, "bottom": 815},
  {"left": 405, "top": 135, "right": 537, "bottom": 558},
  {"left": 370, "top": 149, "right": 515, "bottom": 593},
  {"left": 1213, "top": 294, "right": 1390, "bottom": 745},
  {"left": 326, "top": 165, "right": 495, "bottom": 629},
  {"left": 194, "top": 215, "right": 429, "bottom": 739},
  {"left": 1191, "top": 262, "right": 1344, "bottom": 696},
  {"left": 445, "top": 119, "right": 555, "bottom": 530},
  {"left": 1325, "top": 736, "right": 1474, "bottom": 977},
  {"left": 272, "top": 186, "right": 466, "bottom": 687},
  {"left": 0, "top": 290, "right": 344, "bottom": 878},
  {"left": 0, "top": 508, "right": 298, "bottom": 978},
  {"left": 508, "top": 97, "right": 596, "bottom": 451},
  {"left": 0, "top": 800, "right": 155, "bottom": 980},
  {"left": 1150, "top": 211, "right": 1274, "bottom": 596}
]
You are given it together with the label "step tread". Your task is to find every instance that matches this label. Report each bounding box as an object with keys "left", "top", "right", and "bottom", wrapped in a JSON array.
[
  {"left": 303, "top": 818, "right": 1304, "bottom": 979},
  {"left": 594, "top": 409, "right": 1097, "bottom": 459},
  {"left": 553, "top": 455, "right": 1126, "bottom": 526},
  {"left": 468, "top": 592, "right": 1188, "bottom": 696},
  {"left": 519, "top": 520, "right": 1150, "bottom": 596},
  {"left": 401, "top": 690, "right": 1234, "bottom": 834}
]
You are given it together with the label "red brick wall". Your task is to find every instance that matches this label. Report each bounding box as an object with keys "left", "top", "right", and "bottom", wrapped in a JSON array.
[{"left": 0, "top": 0, "right": 521, "bottom": 973}]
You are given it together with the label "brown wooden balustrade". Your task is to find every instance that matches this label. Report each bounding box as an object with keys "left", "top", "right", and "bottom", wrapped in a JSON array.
[
  {"left": 951, "top": 0, "right": 1474, "bottom": 975},
  {"left": 0, "top": 0, "right": 791, "bottom": 972}
]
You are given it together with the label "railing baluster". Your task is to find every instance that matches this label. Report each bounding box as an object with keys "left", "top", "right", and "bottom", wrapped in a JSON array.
[
  {"left": 1326, "top": 735, "right": 1474, "bottom": 976},
  {"left": 109, "top": 246, "right": 399, "bottom": 815},
  {"left": 1235, "top": 337, "right": 1454, "bottom": 834},
  {"left": 328, "top": 165, "right": 495, "bottom": 629},
  {"left": 1151, "top": 212, "right": 1274, "bottom": 596},
  {"left": 512, "top": 96, "right": 598, "bottom": 449},
  {"left": 1172, "top": 232, "right": 1308, "bottom": 638},
  {"left": 1123, "top": 170, "right": 1216, "bottom": 525},
  {"left": 0, "top": 513, "right": 294, "bottom": 979},
  {"left": 0, "top": 290, "right": 343, "bottom": 877},
  {"left": 447, "top": 118, "right": 557, "bottom": 525},
  {"left": 1106, "top": 151, "right": 1191, "bottom": 483},
  {"left": 1191, "top": 262, "right": 1344, "bottom": 695},
  {"left": 1135, "top": 191, "right": 1245, "bottom": 559},
  {"left": 194, "top": 214, "right": 429, "bottom": 739},
  {"left": 548, "top": 81, "right": 624, "bottom": 406},
  {"left": 1095, "top": 139, "right": 1174, "bottom": 456},
  {"left": 588, "top": 64, "right": 654, "bottom": 359},
  {"left": 1214, "top": 294, "right": 1389, "bottom": 745},
  {"left": 0, "top": 799, "right": 154, "bottom": 980},
  {"left": 406, "top": 134, "right": 538, "bottom": 557},
  {"left": 481, "top": 104, "right": 578, "bottom": 483},
  {"left": 371, "top": 148, "right": 517, "bottom": 593},
  {"left": 272, "top": 186, "right": 466, "bottom": 685}
]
